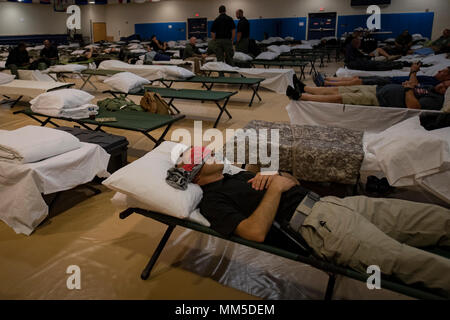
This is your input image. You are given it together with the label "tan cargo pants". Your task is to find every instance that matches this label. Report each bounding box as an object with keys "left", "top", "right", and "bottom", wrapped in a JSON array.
[
  {"left": 186, "top": 56, "right": 205, "bottom": 75},
  {"left": 299, "top": 196, "right": 450, "bottom": 296}
]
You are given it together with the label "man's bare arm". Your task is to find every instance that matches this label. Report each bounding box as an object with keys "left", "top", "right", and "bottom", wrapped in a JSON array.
[
  {"left": 211, "top": 32, "right": 216, "bottom": 40},
  {"left": 405, "top": 89, "right": 421, "bottom": 109},
  {"left": 236, "top": 32, "right": 242, "bottom": 43},
  {"left": 235, "top": 176, "right": 297, "bottom": 242},
  {"left": 231, "top": 29, "right": 236, "bottom": 41}
]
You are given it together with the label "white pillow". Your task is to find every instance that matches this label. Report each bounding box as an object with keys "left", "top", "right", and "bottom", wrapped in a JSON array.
[
  {"left": 279, "top": 45, "right": 292, "bottom": 53},
  {"left": 442, "top": 87, "right": 450, "bottom": 113},
  {"left": 233, "top": 52, "right": 253, "bottom": 62},
  {"left": 48, "top": 64, "right": 87, "bottom": 73},
  {"left": 255, "top": 51, "right": 279, "bottom": 60},
  {"left": 267, "top": 45, "right": 282, "bottom": 54},
  {"left": 110, "top": 192, "right": 211, "bottom": 227},
  {"left": 0, "top": 72, "right": 15, "bottom": 85},
  {"left": 164, "top": 66, "right": 195, "bottom": 79},
  {"left": 102, "top": 141, "right": 203, "bottom": 219},
  {"left": 30, "top": 89, "right": 94, "bottom": 110},
  {"left": 103, "top": 72, "right": 150, "bottom": 93}
]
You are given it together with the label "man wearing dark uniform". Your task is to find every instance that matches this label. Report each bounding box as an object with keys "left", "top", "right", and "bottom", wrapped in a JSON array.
[
  {"left": 211, "top": 5, "right": 236, "bottom": 66},
  {"left": 235, "top": 9, "right": 250, "bottom": 54}
]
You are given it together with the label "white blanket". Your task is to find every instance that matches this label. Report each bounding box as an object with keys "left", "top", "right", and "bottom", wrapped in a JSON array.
[
  {"left": 336, "top": 56, "right": 450, "bottom": 78},
  {"left": 286, "top": 100, "right": 440, "bottom": 133},
  {"left": 0, "top": 142, "right": 110, "bottom": 235},
  {"left": 201, "top": 62, "right": 294, "bottom": 94},
  {"left": 0, "top": 80, "right": 68, "bottom": 98},
  {"left": 98, "top": 60, "right": 194, "bottom": 80},
  {"left": 31, "top": 104, "right": 99, "bottom": 119},
  {"left": 0, "top": 126, "right": 81, "bottom": 163}
]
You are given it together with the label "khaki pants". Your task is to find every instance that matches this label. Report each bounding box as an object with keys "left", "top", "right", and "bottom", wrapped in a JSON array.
[
  {"left": 215, "top": 38, "right": 235, "bottom": 66},
  {"left": 299, "top": 196, "right": 450, "bottom": 296},
  {"left": 338, "top": 85, "right": 380, "bottom": 106},
  {"left": 185, "top": 56, "right": 205, "bottom": 75}
]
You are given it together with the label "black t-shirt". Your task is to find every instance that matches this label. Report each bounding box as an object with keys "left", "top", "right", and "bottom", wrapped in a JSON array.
[
  {"left": 40, "top": 46, "right": 59, "bottom": 59},
  {"left": 199, "top": 171, "right": 309, "bottom": 241},
  {"left": 376, "top": 84, "right": 444, "bottom": 110},
  {"left": 211, "top": 13, "right": 236, "bottom": 39},
  {"left": 345, "top": 43, "right": 368, "bottom": 64},
  {"left": 237, "top": 17, "right": 250, "bottom": 39},
  {"left": 396, "top": 33, "right": 412, "bottom": 46},
  {"left": 6, "top": 47, "right": 29, "bottom": 66}
]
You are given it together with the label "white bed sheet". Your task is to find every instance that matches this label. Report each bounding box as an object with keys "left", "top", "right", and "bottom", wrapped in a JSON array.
[
  {"left": 336, "top": 55, "right": 450, "bottom": 78},
  {"left": 0, "top": 142, "right": 110, "bottom": 235},
  {"left": 201, "top": 62, "right": 294, "bottom": 94},
  {"left": 98, "top": 60, "right": 194, "bottom": 81},
  {"left": 0, "top": 80, "right": 67, "bottom": 99},
  {"left": 287, "top": 100, "right": 449, "bottom": 204},
  {"left": 286, "top": 100, "right": 440, "bottom": 133}
]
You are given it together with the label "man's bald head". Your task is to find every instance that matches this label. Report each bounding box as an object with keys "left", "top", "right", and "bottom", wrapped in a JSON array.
[
  {"left": 189, "top": 37, "right": 197, "bottom": 45},
  {"left": 236, "top": 9, "right": 243, "bottom": 19}
]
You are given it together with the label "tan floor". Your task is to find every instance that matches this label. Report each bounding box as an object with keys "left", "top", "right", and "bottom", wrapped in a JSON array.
[{"left": 0, "top": 61, "right": 343, "bottom": 299}]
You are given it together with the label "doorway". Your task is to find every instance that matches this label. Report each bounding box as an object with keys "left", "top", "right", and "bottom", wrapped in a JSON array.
[
  {"left": 307, "top": 12, "right": 337, "bottom": 40},
  {"left": 92, "top": 22, "right": 107, "bottom": 43}
]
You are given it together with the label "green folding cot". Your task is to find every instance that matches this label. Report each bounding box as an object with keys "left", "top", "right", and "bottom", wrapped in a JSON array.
[
  {"left": 105, "top": 87, "right": 237, "bottom": 128},
  {"left": 14, "top": 107, "right": 185, "bottom": 148},
  {"left": 119, "top": 207, "right": 449, "bottom": 300},
  {"left": 48, "top": 68, "right": 122, "bottom": 90},
  {"left": 250, "top": 60, "right": 308, "bottom": 79},
  {"left": 153, "top": 76, "right": 264, "bottom": 106}
]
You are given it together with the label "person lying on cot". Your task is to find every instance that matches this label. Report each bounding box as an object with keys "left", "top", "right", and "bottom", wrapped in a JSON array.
[
  {"left": 286, "top": 68, "right": 449, "bottom": 110},
  {"left": 166, "top": 146, "right": 450, "bottom": 297},
  {"left": 313, "top": 64, "right": 450, "bottom": 88}
]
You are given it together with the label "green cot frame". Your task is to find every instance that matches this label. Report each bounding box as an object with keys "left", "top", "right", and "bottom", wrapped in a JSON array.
[
  {"left": 105, "top": 87, "right": 237, "bottom": 128},
  {"left": 119, "top": 208, "right": 449, "bottom": 300},
  {"left": 153, "top": 76, "right": 264, "bottom": 107},
  {"left": 14, "top": 107, "right": 185, "bottom": 148},
  {"left": 48, "top": 69, "right": 122, "bottom": 91},
  {"left": 250, "top": 60, "right": 309, "bottom": 79},
  {"left": 1, "top": 82, "right": 74, "bottom": 109}
]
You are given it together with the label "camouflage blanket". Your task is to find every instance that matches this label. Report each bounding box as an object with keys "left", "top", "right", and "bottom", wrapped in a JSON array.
[{"left": 223, "top": 120, "right": 364, "bottom": 185}]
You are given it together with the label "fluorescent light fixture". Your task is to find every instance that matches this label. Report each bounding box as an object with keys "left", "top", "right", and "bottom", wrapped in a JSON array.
[{"left": 89, "top": 1, "right": 95, "bottom": 3}]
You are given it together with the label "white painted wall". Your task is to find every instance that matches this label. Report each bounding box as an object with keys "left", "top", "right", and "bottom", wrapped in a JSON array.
[
  {"left": 0, "top": 0, "right": 448, "bottom": 41},
  {"left": 0, "top": 2, "right": 106, "bottom": 41}
]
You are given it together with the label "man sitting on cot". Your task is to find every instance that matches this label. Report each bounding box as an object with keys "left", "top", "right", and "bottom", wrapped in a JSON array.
[
  {"left": 286, "top": 68, "right": 449, "bottom": 110},
  {"left": 313, "top": 64, "right": 450, "bottom": 88},
  {"left": 165, "top": 147, "right": 450, "bottom": 297}
]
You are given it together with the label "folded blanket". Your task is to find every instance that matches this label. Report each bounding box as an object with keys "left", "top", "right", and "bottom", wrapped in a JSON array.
[
  {"left": 31, "top": 104, "right": 99, "bottom": 119},
  {"left": 0, "top": 126, "right": 81, "bottom": 163},
  {"left": 224, "top": 120, "right": 364, "bottom": 184}
]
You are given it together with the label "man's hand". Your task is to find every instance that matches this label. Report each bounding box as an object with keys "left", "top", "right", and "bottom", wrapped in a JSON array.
[
  {"left": 269, "top": 175, "right": 299, "bottom": 193},
  {"left": 248, "top": 172, "right": 278, "bottom": 191},
  {"left": 410, "top": 62, "right": 421, "bottom": 73},
  {"left": 402, "top": 80, "right": 416, "bottom": 89}
]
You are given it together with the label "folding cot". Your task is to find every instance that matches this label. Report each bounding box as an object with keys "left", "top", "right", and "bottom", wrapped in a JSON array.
[
  {"left": 153, "top": 76, "right": 264, "bottom": 106},
  {"left": 105, "top": 87, "right": 237, "bottom": 128},
  {"left": 118, "top": 207, "right": 449, "bottom": 300},
  {"left": 251, "top": 60, "right": 308, "bottom": 79},
  {"left": 48, "top": 69, "right": 122, "bottom": 90},
  {"left": 0, "top": 80, "right": 73, "bottom": 108},
  {"left": 14, "top": 107, "right": 185, "bottom": 148}
]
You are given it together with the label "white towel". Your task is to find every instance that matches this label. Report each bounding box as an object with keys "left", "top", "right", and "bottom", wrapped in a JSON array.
[{"left": 0, "top": 126, "right": 81, "bottom": 164}]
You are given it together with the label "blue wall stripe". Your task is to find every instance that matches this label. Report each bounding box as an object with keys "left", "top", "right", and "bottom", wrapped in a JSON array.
[
  {"left": 135, "top": 12, "right": 433, "bottom": 42},
  {"left": 337, "top": 12, "right": 434, "bottom": 40}
]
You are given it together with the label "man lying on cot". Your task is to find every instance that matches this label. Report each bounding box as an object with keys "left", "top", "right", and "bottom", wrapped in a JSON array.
[
  {"left": 166, "top": 147, "right": 450, "bottom": 297},
  {"left": 286, "top": 67, "right": 449, "bottom": 110},
  {"left": 313, "top": 64, "right": 450, "bottom": 88}
]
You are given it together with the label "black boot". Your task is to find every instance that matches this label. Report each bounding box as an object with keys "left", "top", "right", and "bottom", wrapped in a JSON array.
[
  {"left": 286, "top": 85, "right": 301, "bottom": 100},
  {"left": 293, "top": 74, "right": 306, "bottom": 93}
]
